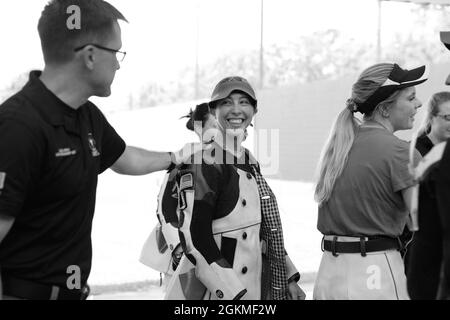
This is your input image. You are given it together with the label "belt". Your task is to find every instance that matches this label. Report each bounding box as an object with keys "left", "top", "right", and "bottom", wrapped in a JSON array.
[
  {"left": 322, "top": 236, "right": 402, "bottom": 257},
  {"left": 2, "top": 274, "right": 90, "bottom": 300}
]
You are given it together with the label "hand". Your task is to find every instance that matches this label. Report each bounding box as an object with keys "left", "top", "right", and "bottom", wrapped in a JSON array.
[
  {"left": 287, "top": 281, "right": 306, "bottom": 300},
  {"left": 171, "top": 244, "right": 184, "bottom": 271},
  {"left": 172, "top": 143, "right": 203, "bottom": 165}
]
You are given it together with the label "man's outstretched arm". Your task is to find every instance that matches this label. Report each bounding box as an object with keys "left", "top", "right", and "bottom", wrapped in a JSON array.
[{"left": 111, "top": 146, "right": 173, "bottom": 176}]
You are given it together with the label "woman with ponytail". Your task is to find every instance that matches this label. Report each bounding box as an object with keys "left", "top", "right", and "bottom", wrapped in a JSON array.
[
  {"left": 139, "top": 103, "right": 219, "bottom": 287},
  {"left": 313, "top": 63, "right": 427, "bottom": 300},
  {"left": 407, "top": 92, "right": 450, "bottom": 299}
]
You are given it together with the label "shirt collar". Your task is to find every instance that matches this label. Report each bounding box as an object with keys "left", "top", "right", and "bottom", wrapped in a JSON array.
[{"left": 21, "top": 70, "right": 82, "bottom": 126}]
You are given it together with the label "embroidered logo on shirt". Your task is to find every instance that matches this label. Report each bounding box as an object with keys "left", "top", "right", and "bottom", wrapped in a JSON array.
[
  {"left": 0, "top": 172, "right": 6, "bottom": 190},
  {"left": 55, "top": 148, "right": 77, "bottom": 157},
  {"left": 88, "top": 133, "right": 100, "bottom": 157}
]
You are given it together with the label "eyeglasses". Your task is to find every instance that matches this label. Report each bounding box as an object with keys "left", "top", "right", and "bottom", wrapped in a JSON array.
[
  {"left": 436, "top": 114, "right": 450, "bottom": 121},
  {"left": 74, "top": 44, "right": 127, "bottom": 62}
]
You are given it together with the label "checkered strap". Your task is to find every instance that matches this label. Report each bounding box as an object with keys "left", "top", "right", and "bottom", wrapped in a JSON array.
[{"left": 252, "top": 166, "right": 288, "bottom": 300}]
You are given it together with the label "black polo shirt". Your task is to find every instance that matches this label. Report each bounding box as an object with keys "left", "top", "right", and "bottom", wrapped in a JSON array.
[
  {"left": 437, "top": 140, "right": 450, "bottom": 296},
  {"left": 0, "top": 71, "right": 126, "bottom": 287}
]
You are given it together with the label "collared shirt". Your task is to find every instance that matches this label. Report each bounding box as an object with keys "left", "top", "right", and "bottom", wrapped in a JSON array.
[
  {"left": 436, "top": 140, "right": 450, "bottom": 294},
  {"left": 0, "top": 71, "right": 126, "bottom": 287},
  {"left": 318, "top": 126, "right": 421, "bottom": 238}
]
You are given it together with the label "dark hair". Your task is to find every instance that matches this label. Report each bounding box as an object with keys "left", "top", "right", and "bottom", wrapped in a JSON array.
[
  {"left": 38, "top": 0, "right": 128, "bottom": 65},
  {"left": 184, "top": 103, "right": 212, "bottom": 131}
]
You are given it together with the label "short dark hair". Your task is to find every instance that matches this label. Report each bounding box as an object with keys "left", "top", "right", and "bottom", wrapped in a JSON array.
[
  {"left": 185, "top": 103, "right": 212, "bottom": 131},
  {"left": 38, "top": 0, "right": 128, "bottom": 65}
]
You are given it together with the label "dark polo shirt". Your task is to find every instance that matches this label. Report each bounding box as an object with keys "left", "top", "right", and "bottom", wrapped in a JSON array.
[
  {"left": 0, "top": 71, "right": 126, "bottom": 287},
  {"left": 437, "top": 140, "right": 450, "bottom": 296}
]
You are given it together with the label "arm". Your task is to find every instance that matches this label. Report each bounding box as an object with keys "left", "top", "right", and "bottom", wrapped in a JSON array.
[
  {"left": 96, "top": 106, "right": 186, "bottom": 175},
  {"left": 110, "top": 143, "right": 203, "bottom": 176},
  {"left": 401, "top": 185, "right": 419, "bottom": 231},
  {"left": 0, "top": 214, "right": 15, "bottom": 299},
  {"left": 285, "top": 254, "right": 300, "bottom": 283},
  {"left": 176, "top": 164, "right": 246, "bottom": 300},
  {"left": 111, "top": 146, "right": 172, "bottom": 175},
  {"left": 392, "top": 143, "right": 421, "bottom": 232},
  {"left": 285, "top": 254, "right": 305, "bottom": 300},
  {"left": 0, "top": 118, "right": 43, "bottom": 299}
]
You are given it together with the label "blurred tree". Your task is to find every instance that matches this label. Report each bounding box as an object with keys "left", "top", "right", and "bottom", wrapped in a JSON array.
[
  {"left": 0, "top": 72, "right": 28, "bottom": 103},
  {"left": 382, "top": 3, "right": 450, "bottom": 66},
  {"left": 137, "top": 4, "right": 450, "bottom": 109}
]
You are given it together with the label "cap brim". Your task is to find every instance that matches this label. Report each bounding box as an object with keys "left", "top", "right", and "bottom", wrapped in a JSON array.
[
  {"left": 441, "top": 32, "right": 450, "bottom": 84},
  {"left": 440, "top": 31, "right": 450, "bottom": 50},
  {"left": 383, "top": 64, "right": 427, "bottom": 88},
  {"left": 401, "top": 65, "right": 426, "bottom": 82},
  {"left": 210, "top": 83, "right": 257, "bottom": 105},
  {"left": 397, "top": 78, "right": 427, "bottom": 90}
]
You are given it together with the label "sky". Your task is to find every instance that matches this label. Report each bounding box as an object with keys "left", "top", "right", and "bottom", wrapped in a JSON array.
[{"left": 0, "top": 0, "right": 448, "bottom": 102}]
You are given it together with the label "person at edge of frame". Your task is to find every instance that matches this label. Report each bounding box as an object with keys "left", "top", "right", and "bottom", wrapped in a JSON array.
[
  {"left": 313, "top": 62, "right": 427, "bottom": 300},
  {"left": 406, "top": 32, "right": 450, "bottom": 300},
  {"left": 405, "top": 91, "right": 450, "bottom": 300},
  {"left": 0, "top": 0, "right": 191, "bottom": 300}
]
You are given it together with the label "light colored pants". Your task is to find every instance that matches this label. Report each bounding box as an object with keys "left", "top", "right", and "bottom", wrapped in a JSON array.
[{"left": 313, "top": 236, "right": 409, "bottom": 300}]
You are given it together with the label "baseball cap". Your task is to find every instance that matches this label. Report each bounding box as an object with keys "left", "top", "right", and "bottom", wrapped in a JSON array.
[
  {"left": 356, "top": 63, "right": 427, "bottom": 114},
  {"left": 441, "top": 31, "right": 450, "bottom": 50},
  {"left": 440, "top": 31, "right": 450, "bottom": 85},
  {"left": 209, "top": 76, "right": 257, "bottom": 108}
]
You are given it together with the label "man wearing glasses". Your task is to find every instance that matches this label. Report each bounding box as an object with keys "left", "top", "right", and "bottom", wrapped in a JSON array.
[{"left": 0, "top": 0, "right": 182, "bottom": 300}]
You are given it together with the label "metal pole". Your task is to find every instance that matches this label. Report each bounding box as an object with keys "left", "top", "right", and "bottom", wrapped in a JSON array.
[
  {"left": 195, "top": 1, "right": 200, "bottom": 100},
  {"left": 377, "top": 0, "right": 382, "bottom": 62},
  {"left": 259, "top": 0, "right": 264, "bottom": 90}
]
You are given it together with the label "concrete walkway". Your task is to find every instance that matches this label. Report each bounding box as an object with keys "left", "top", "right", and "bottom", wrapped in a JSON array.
[{"left": 90, "top": 277, "right": 316, "bottom": 300}]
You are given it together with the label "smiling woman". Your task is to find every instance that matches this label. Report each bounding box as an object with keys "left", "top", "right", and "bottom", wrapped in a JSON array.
[
  {"left": 314, "top": 62, "right": 427, "bottom": 300},
  {"left": 208, "top": 76, "right": 258, "bottom": 152},
  {"left": 165, "top": 76, "right": 305, "bottom": 301}
]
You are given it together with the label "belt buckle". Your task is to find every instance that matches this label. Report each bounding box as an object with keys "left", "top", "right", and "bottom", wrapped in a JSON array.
[
  {"left": 331, "top": 236, "right": 339, "bottom": 257},
  {"left": 360, "top": 237, "right": 367, "bottom": 257}
]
